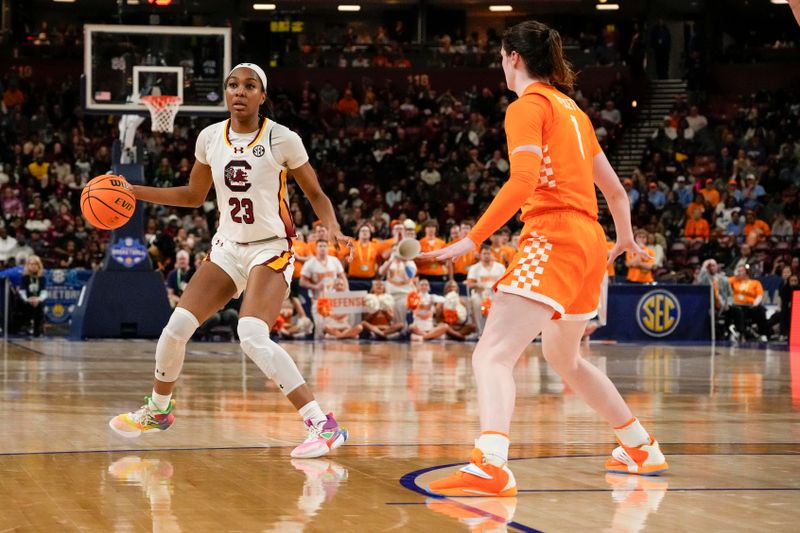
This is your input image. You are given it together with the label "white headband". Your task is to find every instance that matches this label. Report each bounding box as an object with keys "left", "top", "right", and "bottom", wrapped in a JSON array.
[{"left": 227, "top": 62, "right": 268, "bottom": 92}]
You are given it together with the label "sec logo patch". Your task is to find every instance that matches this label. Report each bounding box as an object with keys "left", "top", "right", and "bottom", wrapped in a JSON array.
[
  {"left": 636, "top": 290, "right": 681, "bottom": 338},
  {"left": 253, "top": 145, "right": 265, "bottom": 157}
]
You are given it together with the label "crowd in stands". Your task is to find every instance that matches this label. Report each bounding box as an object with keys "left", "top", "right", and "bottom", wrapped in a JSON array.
[
  {"left": 1, "top": 39, "right": 798, "bottom": 342},
  {"left": 622, "top": 89, "right": 800, "bottom": 341}
]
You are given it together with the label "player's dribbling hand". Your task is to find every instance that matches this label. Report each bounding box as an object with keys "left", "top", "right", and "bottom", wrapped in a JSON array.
[
  {"left": 418, "top": 237, "right": 476, "bottom": 262},
  {"left": 607, "top": 238, "right": 653, "bottom": 267},
  {"left": 331, "top": 229, "right": 354, "bottom": 260}
]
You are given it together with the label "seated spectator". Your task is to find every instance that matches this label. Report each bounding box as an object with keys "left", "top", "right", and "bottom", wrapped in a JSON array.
[
  {"left": 771, "top": 211, "right": 793, "bottom": 240},
  {"left": 273, "top": 296, "right": 314, "bottom": 339},
  {"left": 196, "top": 296, "right": 241, "bottom": 341},
  {"left": 600, "top": 100, "right": 622, "bottom": 126},
  {"left": 696, "top": 259, "right": 736, "bottom": 340},
  {"left": 771, "top": 270, "right": 799, "bottom": 341},
  {"left": 360, "top": 280, "right": 404, "bottom": 339},
  {"left": 16, "top": 255, "right": 47, "bottom": 337},
  {"left": 466, "top": 244, "right": 505, "bottom": 335},
  {"left": 743, "top": 210, "right": 771, "bottom": 246},
  {"left": 416, "top": 221, "right": 447, "bottom": 282},
  {"left": 686, "top": 192, "right": 706, "bottom": 219},
  {"left": 0, "top": 225, "right": 18, "bottom": 265},
  {"left": 166, "top": 250, "right": 193, "bottom": 308},
  {"left": 685, "top": 105, "right": 708, "bottom": 133},
  {"left": 408, "top": 279, "right": 448, "bottom": 341},
  {"left": 623, "top": 178, "right": 639, "bottom": 208},
  {"left": 684, "top": 209, "right": 710, "bottom": 243},
  {"left": 626, "top": 230, "right": 655, "bottom": 283},
  {"left": 700, "top": 178, "right": 720, "bottom": 208},
  {"left": 323, "top": 278, "right": 363, "bottom": 340},
  {"left": 347, "top": 224, "right": 380, "bottom": 280},
  {"left": 647, "top": 182, "right": 666, "bottom": 211},
  {"left": 674, "top": 175, "right": 694, "bottom": 208},
  {"left": 742, "top": 174, "right": 766, "bottom": 210},
  {"left": 728, "top": 265, "right": 770, "bottom": 342},
  {"left": 441, "top": 280, "right": 476, "bottom": 341}
]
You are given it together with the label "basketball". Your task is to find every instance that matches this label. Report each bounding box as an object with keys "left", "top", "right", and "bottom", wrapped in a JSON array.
[{"left": 80, "top": 174, "right": 136, "bottom": 230}]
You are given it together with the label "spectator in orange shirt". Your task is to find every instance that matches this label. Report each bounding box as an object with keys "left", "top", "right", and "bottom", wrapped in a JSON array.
[
  {"left": 308, "top": 224, "right": 349, "bottom": 261},
  {"left": 336, "top": 88, "right": 359, "bottom": 116},
  {"left": 626, "top": 230, "right": 656, "bottom": 283},
  {"left": 290, "top": 232, "right": 311, "bottom": 295},
  {"left": 347, "top": 224, "right": 380, "bottom": 280},
  {"left": 416, "top": 220, "right": 447, "bottom": 281},
  {"left": 743, "top": 210, "right": 771, "bottom": 246},
  {"left": 684, "top": 209, "right": 710, "bottom": 242},
  {"left": 489, "top": 231, "right": 514, "bottom": 266},
  {"left": 700, "top": 178, "right": 720, "bottom": 207},
  {"left": 685, "top": 192, "right": 706, "bottom": 219},
  {"left": 379, "top": 221, "right": 406, "bottom": 260},
  {"left": 728, "top": 265, "right": 770, "bottom": 341},
  {"left": 2, "top": 82, "right": 25, "bottom": 109},
  {"left": 451, "top": 223, "right": 478, "bottom": 281},
  {"left": 606, "top": 238, "right": 616, "bottom": 278}
]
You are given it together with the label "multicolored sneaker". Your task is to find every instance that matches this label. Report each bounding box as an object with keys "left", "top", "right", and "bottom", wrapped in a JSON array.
[
  {"left": 605, "top": 438, "right": 668, "bottom": 476},
  {"left": 109, "top": 396, "right": 176, "bottom": 438},
  {"left": 290, "top": 413, "right": 348, "bottom": 459},
  {"left": 428, "top": 448, "right": 517, "bottom": 497}
]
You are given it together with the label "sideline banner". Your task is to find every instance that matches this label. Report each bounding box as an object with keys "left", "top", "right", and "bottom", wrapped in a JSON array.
[
  {"left": 593, "top": 284, "right": 712, "bottom": 342},
  {"left": 328, "top": 291, "right": 368, "bottom": 314},
  {"left": 43, "top": 269, "right": 93, "bottom": 323}
]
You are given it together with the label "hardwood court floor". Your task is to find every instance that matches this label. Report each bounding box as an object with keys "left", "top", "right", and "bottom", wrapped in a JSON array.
[{"left": 0, "top": 338, "right": 798, "bottom": 532}]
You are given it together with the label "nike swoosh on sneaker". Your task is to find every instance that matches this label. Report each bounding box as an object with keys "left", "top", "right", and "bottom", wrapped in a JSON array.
[{"left": 459, "top": 463, "right": 493, "bottom": 480}]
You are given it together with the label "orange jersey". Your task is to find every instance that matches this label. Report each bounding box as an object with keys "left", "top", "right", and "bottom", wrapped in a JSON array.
[
  {"left": 684, "top": 218, "right": 710, "bottom": 240},
  {"left": 291, "top": 240, "right": 309, "bottom": 279},
  {"left": 417, "top": 237, "right": 447, "bottom": 276},
  {"left": 626, "top": 246, "right": 655, "bottom": 283},
  {"left": 468, "top": 82, "right": 602, "bottom": 245},
  {"left": 452, "top": 250, "right": 478, "bottom": 275},
  {"left": 729, "top": 277, "right": 764, "bottom": 306},
  {"left": 348, "top": 240, "right": 380, "bottom": 278},
  {"left": 308, "top": 239, "right": 348, "bottom": 261}
]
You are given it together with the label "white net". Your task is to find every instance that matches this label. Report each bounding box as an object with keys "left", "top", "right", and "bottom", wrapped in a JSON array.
[{"left": 140, "top": 95, "right": 182, "bottom": 133}]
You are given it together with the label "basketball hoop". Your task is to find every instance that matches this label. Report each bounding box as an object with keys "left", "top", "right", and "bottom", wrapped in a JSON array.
[{"left": 140, "top": 95, "right": 182, "bottom": 133}]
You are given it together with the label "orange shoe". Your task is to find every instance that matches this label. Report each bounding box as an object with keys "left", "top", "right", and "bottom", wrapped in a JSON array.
[
  {"left": 605, "top": 438, "right": 668, "bottom": 476},
  {"left": 428, "top": 449, "right": 517, "bottom": 497}
]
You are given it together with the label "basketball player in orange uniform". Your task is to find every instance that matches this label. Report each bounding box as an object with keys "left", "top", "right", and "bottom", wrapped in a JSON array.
[
  {"left": 109, "top": 63, "right": 349, "bottom": 459},
  {"left": 420, "top": 21, "right": 667, "bottom": 496}
]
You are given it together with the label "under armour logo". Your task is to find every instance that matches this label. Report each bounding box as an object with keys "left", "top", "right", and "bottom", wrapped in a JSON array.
[{"left": 233, "top": 146, "right": 244, "bottom": 154}]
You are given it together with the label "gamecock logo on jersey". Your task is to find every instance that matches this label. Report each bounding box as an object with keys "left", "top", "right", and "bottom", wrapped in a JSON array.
[{"left": 224, "top": 160, "right": 252, "bottom": 192}]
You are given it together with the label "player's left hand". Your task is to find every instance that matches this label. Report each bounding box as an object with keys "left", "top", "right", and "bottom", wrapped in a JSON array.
[{"left": 418, "top": 238, "right": 476, "bottom": 262}]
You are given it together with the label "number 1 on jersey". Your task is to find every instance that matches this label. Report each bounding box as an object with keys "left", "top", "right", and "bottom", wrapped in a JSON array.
[{"left": 569, "top": 115, "right": 586, "bottom": 160}]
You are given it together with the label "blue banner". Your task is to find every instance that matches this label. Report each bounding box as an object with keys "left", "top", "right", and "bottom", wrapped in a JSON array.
[
  {"left": 43, "top": 269, "right": 93, "bottom": 324},
  {"left": 594, "top": 284, "right": 712, "bottom": 342}
]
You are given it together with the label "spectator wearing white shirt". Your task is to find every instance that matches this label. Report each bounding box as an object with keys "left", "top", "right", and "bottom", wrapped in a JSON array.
[
  {"left": 685, "top": 105, "right": 708, "bottom": 133},
  {"left": 600, "top": 100, "right": 621, "bottom": 125},
  {"left": 419, "top": 159, "right": 442, "bottom": 186},
  {"left": 772, "top": 212, "right": 793, "bottom": 239},
  {"left": 466, "top": 245, "right": 506, "bottom": 334},
  {"left": 0, "top": 225, "right": 18, "bottom": 263},
  {"left": 386, "top": 183, "right": 403, "bottom": 208}
]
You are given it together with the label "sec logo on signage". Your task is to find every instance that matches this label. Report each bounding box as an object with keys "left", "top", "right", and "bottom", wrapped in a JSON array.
[{"left": 636, "top": 290, "right": 681, "bottom": 337}]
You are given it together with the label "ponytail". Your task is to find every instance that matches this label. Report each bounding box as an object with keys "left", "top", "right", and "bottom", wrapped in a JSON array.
[{"left": 502, "top": 21, "right": 577, "bottom": 91}]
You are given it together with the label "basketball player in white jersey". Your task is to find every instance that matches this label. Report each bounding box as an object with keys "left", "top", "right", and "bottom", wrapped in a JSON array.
[
  {"left": 466, "top": 245, "right": 506, "bottom": 334},
  {"left": 109, "top": 63, "right": 350, "bottom": 459}
]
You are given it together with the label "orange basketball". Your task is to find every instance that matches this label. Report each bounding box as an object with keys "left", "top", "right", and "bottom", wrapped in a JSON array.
[{"left": 80, "top": 174, "right": 136, "bottom": 230}]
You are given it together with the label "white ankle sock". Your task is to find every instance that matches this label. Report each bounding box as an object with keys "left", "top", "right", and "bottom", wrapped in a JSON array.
[
  {"left": 475, "top": 432, "right": 510, "bottom": 466},
  {"left": 299, "top": 400, "right": 327, "bottom": 427},
  {"left": 614, "top": 417, "right": 650, "bottom": 447},
  {"left": 151, "top": 390, "right": 172, "bottom": 411}
]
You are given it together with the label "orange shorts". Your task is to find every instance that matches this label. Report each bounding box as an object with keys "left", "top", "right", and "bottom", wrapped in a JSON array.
[{"left": 495, "top": 210, "right": 607, "bottom": 320}]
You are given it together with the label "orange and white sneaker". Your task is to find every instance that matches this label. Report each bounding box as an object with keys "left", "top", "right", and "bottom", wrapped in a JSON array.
[
  {"left": 605, "top": 438, "right": 668, "bottom": 476},
  {"left": 428, "top": 448, "right": 517, "bottom": 497},
  {"left": 426, "top": 496, "right": 518, "bottom": 532}
]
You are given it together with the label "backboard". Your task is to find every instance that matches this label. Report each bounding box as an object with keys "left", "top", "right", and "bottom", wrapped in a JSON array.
[{"left": 83, "top": 24, "right": 232, "bottom": 116}]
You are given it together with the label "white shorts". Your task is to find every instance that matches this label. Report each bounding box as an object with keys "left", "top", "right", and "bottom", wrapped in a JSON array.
[{"left": 207, "top": 232, "right": 294, "bottom": 298}]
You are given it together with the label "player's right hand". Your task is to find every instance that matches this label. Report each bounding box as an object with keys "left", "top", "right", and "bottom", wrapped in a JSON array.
[{"left": 608, "top": 239, "right": 652, "bottom": 267}]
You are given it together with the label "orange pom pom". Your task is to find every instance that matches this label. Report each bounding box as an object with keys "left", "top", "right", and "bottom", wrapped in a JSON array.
[
  {"left": 316, "top": 297, "right": 333, "bottom": 317},
  {"left": 443, "top": 308, "right": 460, "bottom": 325},
  {"left": 406, "top": 291, "right": 420, "bottom": 310},
  {"left": 481, "top": 297, "right": 492, "bottom": 317},
  {"left": 271, "top": 315, "right": 286, "bottom": 331}
]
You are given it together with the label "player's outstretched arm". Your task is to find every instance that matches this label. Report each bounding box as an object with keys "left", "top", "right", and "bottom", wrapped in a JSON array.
[
  {"left": 131, "top": 161, "right": 213, "bottom": 208},
  {"left": 593, "top": 152, "right": 650, "bottom": 265},
  {"left": 291, "top": 162, "right": 351, "bottom": 250}
]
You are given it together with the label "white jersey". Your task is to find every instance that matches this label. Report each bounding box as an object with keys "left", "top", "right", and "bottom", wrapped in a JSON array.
[
  {"left": 467, "top": 261, "right": 506, "bottom": 294},
  {"left": 195, "top": 118, "right": 309, "bottom": 243},
  {"left": 301, "top": 255, "right": 344, "bottom": 300}
]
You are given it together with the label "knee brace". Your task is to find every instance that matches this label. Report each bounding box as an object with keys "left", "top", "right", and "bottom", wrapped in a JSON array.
[
  {"left": 238, "top": 316, "right": 305, "bottom": 395},
  {"left": 154, "top": 307, "right": 199, "bottom": 382}
]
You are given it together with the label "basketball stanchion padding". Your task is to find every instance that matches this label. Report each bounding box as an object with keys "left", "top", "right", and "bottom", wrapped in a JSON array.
[{"left": 140, "top": 95, "right": 182, "bottom": 133}]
